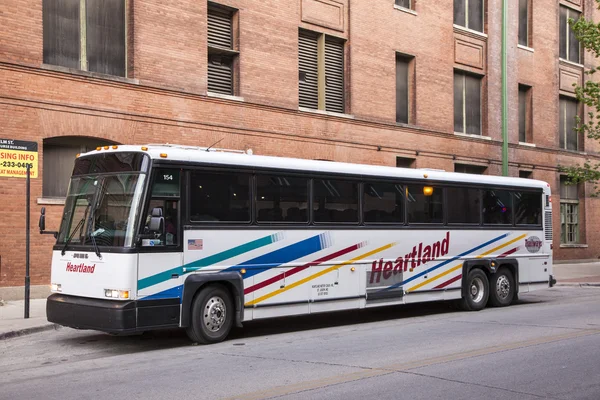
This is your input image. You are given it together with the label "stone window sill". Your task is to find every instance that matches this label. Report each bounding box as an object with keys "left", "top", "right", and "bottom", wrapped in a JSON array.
[
  {"left": 393, "top": 5, "right": 417, "bottom": 16},
  {"left": 559, "top": 244, "right": 589, "bottom": 248},
  {"left": 37, "top": 198, "right": 65, "bottom": 205},
  {"left": 454, "top": 132, "right": 491, "bottom": 141},
  {"left": 41, "top": 64, "right": 139, "bottom": 84}
]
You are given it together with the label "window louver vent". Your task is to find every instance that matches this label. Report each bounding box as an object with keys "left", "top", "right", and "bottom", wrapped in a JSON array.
[{"left": 545, "top": 211, "right": 553, "bottom": 241}]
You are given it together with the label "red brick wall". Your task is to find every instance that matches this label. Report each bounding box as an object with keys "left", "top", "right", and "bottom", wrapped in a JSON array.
[{"left": 0, "top": 0, "right": 599, "bottom": 286}]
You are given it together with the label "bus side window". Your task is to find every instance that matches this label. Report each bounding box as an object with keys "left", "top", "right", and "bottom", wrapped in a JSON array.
[{"left": 143, "top": 169, "right": 181, "bottom": 246}]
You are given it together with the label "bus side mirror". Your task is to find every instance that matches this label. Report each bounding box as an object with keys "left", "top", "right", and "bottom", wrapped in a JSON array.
[
  {"left": 39, "top": 207, "right": 59, "bottom": 239},
  {"left": 39, "top": 207, "right": 46, "bottom": 232}
]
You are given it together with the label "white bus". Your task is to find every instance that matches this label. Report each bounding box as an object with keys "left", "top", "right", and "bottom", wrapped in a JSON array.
[{"left": 42, "top": 144, "right": 555, "bottom": 344}]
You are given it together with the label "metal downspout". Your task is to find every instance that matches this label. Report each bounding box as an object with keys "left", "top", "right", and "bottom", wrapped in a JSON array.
[{"left": 501, "top": 0, "right": 509, "bottom": 176}]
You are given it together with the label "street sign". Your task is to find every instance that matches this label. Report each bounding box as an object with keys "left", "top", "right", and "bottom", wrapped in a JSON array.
[{"left": 0, "top": 138, "right": 38, "bottom": 178}]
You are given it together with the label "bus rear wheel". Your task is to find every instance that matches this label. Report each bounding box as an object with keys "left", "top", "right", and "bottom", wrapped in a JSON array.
[
  {"left": 488, "top": 267, "right": 515, "bottom": 307},
  {"left": 459, "top": 268, "right": 489, "bottom": 311},
  {"left": 186, "top": 284, "right": 233, "bottom": 344}
]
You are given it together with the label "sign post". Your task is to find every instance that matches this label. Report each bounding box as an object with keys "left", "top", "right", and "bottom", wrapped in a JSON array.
[
  {"left": 0, "top": 138, "right": 38, "bottom": 319},
  {"left": 25, "top": 164, "right": 30, "bottom": 319}
]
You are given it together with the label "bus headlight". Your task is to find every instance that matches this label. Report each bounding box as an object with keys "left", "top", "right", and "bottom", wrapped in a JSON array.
[
  {"left": 104, "top": 289, "right": 130, "bottom": 299},
  {"left": 51, "top": 283, "right": 62, "bottom": 292}
]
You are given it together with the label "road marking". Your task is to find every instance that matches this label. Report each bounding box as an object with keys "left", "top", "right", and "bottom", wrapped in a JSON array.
[{"left": 225, "top": 328, "right": 600, "bottom": 400}]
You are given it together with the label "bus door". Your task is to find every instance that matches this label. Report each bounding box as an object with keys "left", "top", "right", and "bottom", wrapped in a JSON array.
[{"left": 137, "top": 168, "right": 184, "bottom": 306}]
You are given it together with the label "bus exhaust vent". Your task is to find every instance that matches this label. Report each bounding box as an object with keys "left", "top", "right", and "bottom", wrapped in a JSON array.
[{"left": 545, "top": 211, "right": 553, "bottom": 241}]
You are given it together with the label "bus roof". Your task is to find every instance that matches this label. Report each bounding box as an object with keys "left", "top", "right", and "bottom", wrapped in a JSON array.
[{"left": 83, "top": 144, "right": 550, "bottom": 191}]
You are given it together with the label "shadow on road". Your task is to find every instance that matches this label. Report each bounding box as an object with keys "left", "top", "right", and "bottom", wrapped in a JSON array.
[{"left": 54, "top": 296, "right": 543, "bottom": 354}]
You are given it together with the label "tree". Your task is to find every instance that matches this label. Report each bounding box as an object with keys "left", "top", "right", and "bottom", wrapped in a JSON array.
[{"left": 561, "top": 1, "right": 600, "bottom": 195}]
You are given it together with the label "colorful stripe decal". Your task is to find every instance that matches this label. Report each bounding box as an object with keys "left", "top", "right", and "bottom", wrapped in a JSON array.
[
  {"left": 244, "top": 242, "right": 366, "bottom": 295},
  {"left": 407, "top": 236, "right": 526, "bottom": 292},
  {"left": 408, "top": 263, "right": 463, "bottom": 293},
  {"left": 224, "top": 233, "right": 332, "bottom": 279},
  {"left": 138, "top": 232, "right": 284, "bottom": 290},
  {"left": 246, "top": 242, "right": 396, "bottom": 306},
  {"left": 498, "top": 247, "right": 518, "bottom": 258},
  {"left": 475, "top": 234, "right": 525, "bottom": 259},
  {"left": 383, "top": 232, "right": 510, "bottom": 292},
  {"left": 434, "top": 274, "right": 462, "bottom": 289}
]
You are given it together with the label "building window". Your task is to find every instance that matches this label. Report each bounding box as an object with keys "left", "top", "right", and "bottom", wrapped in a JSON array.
[
  {"left": 519, "top": 84, "right": 532, "bottom": 143},
  {"left": 207, "top": 3, "right": 239, "bottom": 95},
  {"left": 560, "top": 176, "right": 579, "bottom": 244},
  {"left": 396, "top": 54, "right": 414, "bottom": 124},
  {"left": 519, "top": 170, "right": 532, "bottom": 179},
  {"left": 454, "top": 0, "right": 484, "bottom": 33},
  {"left": 518, "top": 0, "right": 531, "bottom": 47},
  {"left": 559, "top": 5, "right": 581, "bottom": 64},
  {"left": 395, "top": 0, "right": 412, "bottom": 10},
  {"left": 299, "top": 30, "right": 345, "bottom": 114},
  {"left": 43, "top": 0, "right": 126, "bottom": 77},
  {"left": 42, "top": 137, "right": 116, "bottom": 198},
  {"left": 559, "top": 96, "right": 579, "bottom": 151},
  {"left": 454, "top": 164, "right": 486, "bottom": 174},
  {"left": 454, "top": 71, "right": 482, "bottom": 135},
  {"left": 396, "top": 156, "right": 416, "bottom": 168}
]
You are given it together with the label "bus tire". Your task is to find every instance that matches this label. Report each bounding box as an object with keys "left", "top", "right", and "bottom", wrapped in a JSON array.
[
  {"left": 488, "top": 267, "right": 515, "bottom": 307},
  {"left": 186, "top": 284, "right": 233, "bottom": 344},
  {"left": 460, "top": 269, "right": 489, "bottom": 311}
]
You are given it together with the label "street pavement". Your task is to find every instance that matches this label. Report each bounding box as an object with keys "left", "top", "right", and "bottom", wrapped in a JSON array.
[
  {"left": 0, "top": 261, "right": 598, "bottom": 341},
  {"left": 0, "top": 286, "right": 599, "bottom": 400}
]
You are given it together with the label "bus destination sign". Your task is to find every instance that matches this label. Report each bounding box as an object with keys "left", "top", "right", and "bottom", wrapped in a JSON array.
[{"left": 0, "top": 138, "right": 38, "bottom": 178}]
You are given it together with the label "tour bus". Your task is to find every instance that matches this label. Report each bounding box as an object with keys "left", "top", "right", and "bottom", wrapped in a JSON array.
[{"left": 42, "top": 144, "right": 555, "bottom": 344}]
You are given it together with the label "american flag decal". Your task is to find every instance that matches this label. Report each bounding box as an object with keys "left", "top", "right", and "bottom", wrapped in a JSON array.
[{"left": 187, "top": 239, "right": 203, "bottom": 250}]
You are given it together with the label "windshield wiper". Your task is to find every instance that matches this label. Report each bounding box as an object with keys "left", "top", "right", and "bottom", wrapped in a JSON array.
[
  {"left": 61, "top": 217, "right": 86, "bottom": 256},
  {"left": 89, "top": 229, "right": 102, "bottom": 259}
]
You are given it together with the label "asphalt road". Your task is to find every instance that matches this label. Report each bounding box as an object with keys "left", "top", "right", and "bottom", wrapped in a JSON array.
[{"left": 1, "top": 287, "right": 599, "bottom": 400}]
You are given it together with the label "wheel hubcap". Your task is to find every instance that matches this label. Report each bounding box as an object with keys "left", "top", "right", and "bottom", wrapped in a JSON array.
[
  {"left": 470, "top": 277, "right": 485, "bottom": 303},
  {"left": 496, "top": 275, "right": 510, "bottom": 300},
  {"left": 203, "top": 296, "right": 226, "bottom": 332}
]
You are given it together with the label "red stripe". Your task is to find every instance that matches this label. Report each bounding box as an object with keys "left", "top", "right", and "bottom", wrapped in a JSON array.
[
  {"left": 434, "top": 274, "right": 462, "bottom": 289},
  {"left": 244, "top": 243, "right": 363, "bottom": 295},
  {"left": 498, "top": 247, "right": 518, "bottom": 258}
]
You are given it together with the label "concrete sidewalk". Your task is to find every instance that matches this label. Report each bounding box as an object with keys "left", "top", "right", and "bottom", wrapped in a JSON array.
[
  {"left": 553, "top": 262, "right": 600, "bottom": 287},
  {"left": 0, "top": 298, "right": 58, "bottom": 340},
  {"left": 1, "top": 262, "right": 599, "bottom": 341}
]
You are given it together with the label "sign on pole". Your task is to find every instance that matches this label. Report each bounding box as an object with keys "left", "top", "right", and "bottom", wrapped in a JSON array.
[{"left": 0, "top": 139, "right": 38, "bottom": 178}]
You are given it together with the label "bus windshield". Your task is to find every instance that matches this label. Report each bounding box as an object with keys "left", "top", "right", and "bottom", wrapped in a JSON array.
[{"left": 57, "top": 152, "right": 149, "bottom": 249}]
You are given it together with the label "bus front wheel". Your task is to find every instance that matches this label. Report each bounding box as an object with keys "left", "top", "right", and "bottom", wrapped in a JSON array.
[
  {"left": 186, "top": 284, "right": 234, "bottom": 344},
  {"left": 460, "top": 269, "right": 489, "bottom": 311}
]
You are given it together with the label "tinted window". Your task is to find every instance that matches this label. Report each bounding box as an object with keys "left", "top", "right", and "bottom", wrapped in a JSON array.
[
  {"left": 72, "top": 153, "right": 149, "bottom": 175},
  {"left": 152, "top": 169, "right": 180, "bottom": 197},
  {"left": 190, "top": 171, "right": 250, "bottom": 222},
  {"left": 364, "top": 182, "right": 405, "bottom": 224},
  {"left": 514, "top": 191, "right": 542, "bottom": 226},
  {"left": 256, "top": 175, "right": 308, "bottom": 223},
  {"left": 483, "top": 190, "right": 512, "bottom": 225},
  {"left": 406, "top": 185, "right": 443, "bottom": 224},
  {"left": 447, "top": 187, "right": 480, "bottom": 224},
  {"left": 313, "top": 179, "right": 358, "bottom": 223}
]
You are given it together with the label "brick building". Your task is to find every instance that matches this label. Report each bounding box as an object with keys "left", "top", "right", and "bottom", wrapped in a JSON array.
[{"left": 0, "top": 0, "right": 599, "bottom": 295}]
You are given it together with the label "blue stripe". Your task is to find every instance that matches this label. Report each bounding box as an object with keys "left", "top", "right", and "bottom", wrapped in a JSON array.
[
  {"left": 223, "top": 234, "right": 329, "bottom": 278},
  {"left": 141, "top": 285, "right": 183, "bottom": 301},
  {"left": 383, "top": 232, "right": 510, "bottom": 291}
]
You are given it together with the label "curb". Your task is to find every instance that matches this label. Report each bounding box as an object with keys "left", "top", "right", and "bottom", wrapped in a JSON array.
[
  {"left": 556, "top": 282, "right": 600, "bottom": 288},
  {"left": 0, "top": 323, "right": 60, "bottom": 341}
]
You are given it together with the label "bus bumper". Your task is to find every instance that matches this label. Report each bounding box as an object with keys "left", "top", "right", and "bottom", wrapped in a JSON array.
[{"left": 47, "top": 293, "right": 137, "bottom": 333}]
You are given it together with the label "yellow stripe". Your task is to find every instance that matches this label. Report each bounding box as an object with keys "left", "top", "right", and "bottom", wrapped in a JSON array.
[
  {"left": 476, "top": 233, "right": 526, "bottom": 258},
  {"left": 408, "top": 233, "right": 526, "bottom": 292},
  {"left": 245, "top": 242, "right": 396, "bottom": 306},
  {"left": 408, "top": 263, "right": 463, "bottom": 293}
]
